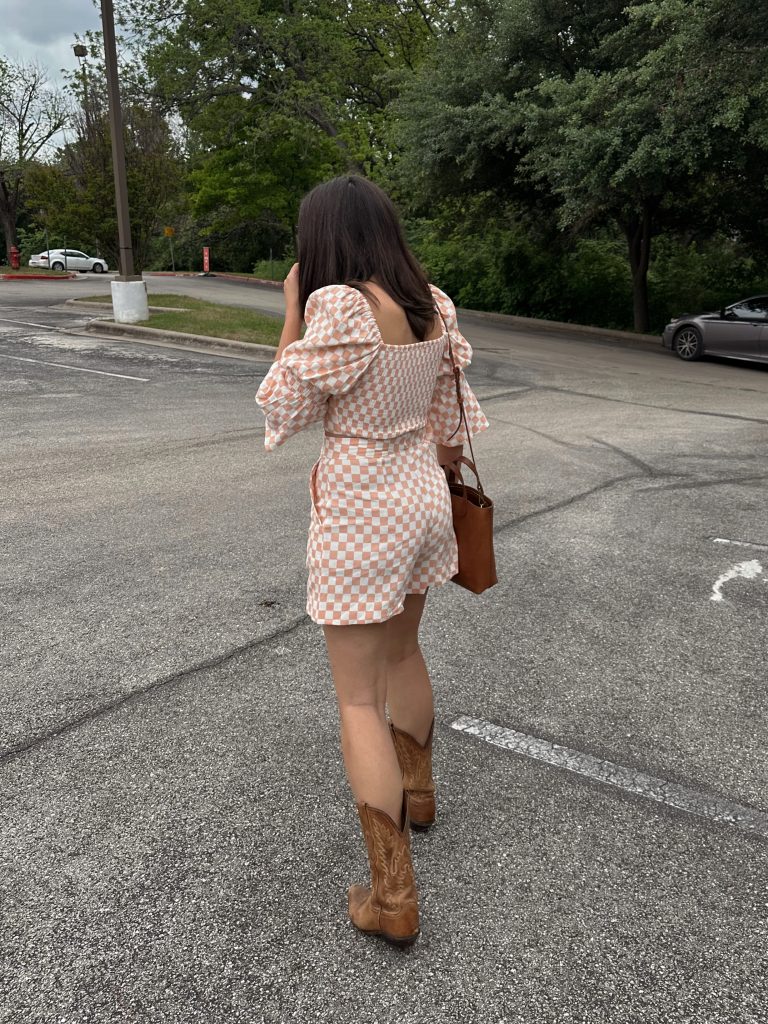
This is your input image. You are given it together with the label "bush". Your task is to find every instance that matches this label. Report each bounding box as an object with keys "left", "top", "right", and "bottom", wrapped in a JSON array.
[
  {"left": 408, "top": 211, "right": 567, "bottom": 318},
  {"left": 561, "top": 238, "right": 633, "bottom": 330},
  {"left": 410, "top": 206, "right": 768, "bottom": 333},
  {"left": 253, "top": 256, "right": 295, "bottom": 280}
]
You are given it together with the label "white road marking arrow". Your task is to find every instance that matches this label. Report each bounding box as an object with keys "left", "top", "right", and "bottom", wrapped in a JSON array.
[{"left": 710, "top": 559, "right": 763, "bottom": 603}]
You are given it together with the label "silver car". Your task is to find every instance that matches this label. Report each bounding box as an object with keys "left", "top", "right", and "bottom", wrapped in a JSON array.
[
  {"left": 662, "top": 296, "right": 768, "bottom": 363},
  {"left": 28, "top": 249, "right": 108, "bottom": 273}
]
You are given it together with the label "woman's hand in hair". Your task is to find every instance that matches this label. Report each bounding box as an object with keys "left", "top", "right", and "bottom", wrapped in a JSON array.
[
  {"left": 283, "top": 262, "right": 301, "bottom": 315},
  {"left": 275, "top": 262, "right": 303, "bottom": 362}
]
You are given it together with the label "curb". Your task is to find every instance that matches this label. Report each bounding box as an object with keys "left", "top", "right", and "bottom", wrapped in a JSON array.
[
  {"left": 145, "top": 271, "right": 282, "bottom": 289},
  {"left": 455, "top": 305, "right": 661, "bottom": 347},
  {"left": 81, "top": 318, "right": 277, "bottom": 357},
  {"left": 65, "top": 299, "right": 188, "bottom": 314},
  {"left": 1, "top": 272, "right": 77, "bottom": 281}
]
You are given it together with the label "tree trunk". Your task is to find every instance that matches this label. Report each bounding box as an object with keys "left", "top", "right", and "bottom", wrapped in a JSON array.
[
  {"left": 0, "top": 173, "right": 19, "bottom": 260},
  {"left": 621, "top": 201, "right": 656, "bottom": 333},
  {"left": 0, "top": 210, "right": 16, "bottom": 263}
]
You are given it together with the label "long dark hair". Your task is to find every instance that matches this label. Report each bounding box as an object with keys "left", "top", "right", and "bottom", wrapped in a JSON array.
[{"left": 297, "top": 175, "right": 437, "bottom": 340}]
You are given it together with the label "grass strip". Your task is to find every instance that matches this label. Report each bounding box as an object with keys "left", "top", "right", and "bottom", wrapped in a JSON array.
[
  {"left": 82, "top": 293, "right": 282, "bottom": 346},
  {"left": 1, "top": 265, "right": 71, "bottom": 277}
]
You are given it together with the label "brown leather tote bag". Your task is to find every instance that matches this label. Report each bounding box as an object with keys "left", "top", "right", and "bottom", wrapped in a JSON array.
[
  {"left": 447, "top": 455, "right": 497, "bottom": 593},
  {"left": 439, "top": 313, "right": 497, "bottom": 594}
]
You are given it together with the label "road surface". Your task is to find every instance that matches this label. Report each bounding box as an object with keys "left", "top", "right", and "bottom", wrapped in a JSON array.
[{"left": 1, "top": 277, "right": 767, "bottom": 1023}]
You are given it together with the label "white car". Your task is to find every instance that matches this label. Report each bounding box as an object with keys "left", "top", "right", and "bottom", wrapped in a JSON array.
[{"left": 28, "top": 249, "right": 108, "bottom": 273}]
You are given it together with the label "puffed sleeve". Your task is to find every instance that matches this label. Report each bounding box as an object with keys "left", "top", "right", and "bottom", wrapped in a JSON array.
[
  {"left": 426, "top": 286, "right": 490, "bottom": 445},
  {"left": 255, "top": 284, "right": 381, "bottom": 450}
]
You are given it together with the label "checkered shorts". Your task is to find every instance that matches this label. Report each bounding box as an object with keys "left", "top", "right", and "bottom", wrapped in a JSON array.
[{"left": 306, "top": 430, "right": 458, "bottom": 625}]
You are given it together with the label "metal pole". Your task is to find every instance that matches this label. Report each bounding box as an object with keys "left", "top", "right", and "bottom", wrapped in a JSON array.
[
  {"left": 169, "top": 236, "right": 175, "bottom": 272},
  {"left": 100, "top": 0, "right": 136, "bottom": 280}
]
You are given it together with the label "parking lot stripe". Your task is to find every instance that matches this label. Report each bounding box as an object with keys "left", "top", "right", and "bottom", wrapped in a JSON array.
[
  {"left": 0, "top": 353, "right": 149, "bottom": 382},
  {"left": 712, "top": 537, "right": 768, "bottom": 551},
  {"left": 451, "top": 716, "right": 768, "bottom": 840},
  {"left": 0, "top": 316, "right": 64, "bottom": 330}
]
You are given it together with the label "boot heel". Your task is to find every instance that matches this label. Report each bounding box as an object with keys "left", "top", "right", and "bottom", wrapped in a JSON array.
[{"left": 390, "top": 720, "right": 436, "bottom": 830}]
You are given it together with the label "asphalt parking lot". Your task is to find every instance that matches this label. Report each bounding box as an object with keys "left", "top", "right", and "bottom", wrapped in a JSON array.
[{"left": 1, "top": 281, "right": 767, "bottom": 1023}]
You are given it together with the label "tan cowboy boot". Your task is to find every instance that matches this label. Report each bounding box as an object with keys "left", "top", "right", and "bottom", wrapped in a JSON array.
[
  {"left": 390, "top": 719, "right": 436, "bottom": 829},
  {"left": 348, "top": 793, "right": 420, "bottom": 946}
]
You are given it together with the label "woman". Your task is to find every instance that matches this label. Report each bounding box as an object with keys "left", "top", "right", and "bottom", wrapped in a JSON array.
[{"left": 256, "top": 175, "right": 489, "bottom": 945}]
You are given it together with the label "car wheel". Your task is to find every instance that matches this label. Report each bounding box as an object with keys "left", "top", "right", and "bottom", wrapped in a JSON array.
[
  {"left": 92, "top": 263, "right": 104, "bottom": 274},
  {"left": 674, "top": 326, "right": 703, "bottom": 360},
  {"left": 51, "top": 261, "right": 65, "bottom": 272}
]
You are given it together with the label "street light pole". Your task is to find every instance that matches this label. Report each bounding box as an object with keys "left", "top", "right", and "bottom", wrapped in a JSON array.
[
  {"left": 100, "top": 0, "right": 134, "bottom": 278},
  {"left": 99, "top": 0, "right": 148, "bottom": 321}
]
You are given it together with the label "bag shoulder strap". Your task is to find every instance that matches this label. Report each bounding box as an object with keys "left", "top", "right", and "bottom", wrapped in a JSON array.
[{"left": 436, "top": 308, "right": 484, "bottom": 495}]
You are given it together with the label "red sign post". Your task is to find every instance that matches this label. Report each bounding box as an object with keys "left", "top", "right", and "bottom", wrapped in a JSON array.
[{"left": 202, "top": 246, "right": 210, "bottom": 273}]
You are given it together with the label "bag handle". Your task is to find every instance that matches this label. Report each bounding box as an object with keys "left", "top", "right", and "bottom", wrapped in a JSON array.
[
  {"left": 436, "top": 309, "right": 486, "bottom": 498},
  {"left": 445, "top": 456, "right": 492, "bottom": 511}
]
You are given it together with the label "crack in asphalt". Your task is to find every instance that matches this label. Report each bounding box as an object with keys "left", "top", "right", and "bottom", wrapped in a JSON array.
[
  {"left": 0, "top": 614, "right": 309, "bottom": 768},
  {"left": 637, "top": 472, "right": 768, "bottom": 494},
  {"left": 587, "top": 437, "right": 664, "bottom": 477},
  {"left": 494, "top": 473, "right": 640, "bottom": 533},
  {"left": 489, "top": 419, "right": 588, "bottom": 451},
  {"left": 538, "top": 385, "right": 768, "bottom": 425},
  {"left": 3, "top": 428, "right": 270, "bottom": 489}
]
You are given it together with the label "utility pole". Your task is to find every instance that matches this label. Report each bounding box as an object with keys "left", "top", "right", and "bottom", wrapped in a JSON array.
[{"left": 100, "top": 0, "right": 148, "bottom": 321}]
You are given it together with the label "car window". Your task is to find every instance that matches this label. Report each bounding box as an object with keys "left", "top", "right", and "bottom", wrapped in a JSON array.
[
  {"left": 729, "top": 303, "right": 755, "bottom": 319},
  {"left": 742, "top": 297, "right": 768, "bottom": 320},
  {"left": 729, "top": 298, "right": 768, "bottom": 320},
  {"left": 72, "top": 251, "right": 89, "bottom": 259}
]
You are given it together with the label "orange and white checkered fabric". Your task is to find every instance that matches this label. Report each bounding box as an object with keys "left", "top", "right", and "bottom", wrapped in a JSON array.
[{"left": 256, "top": 283, "right": 489, "bottom": 625}]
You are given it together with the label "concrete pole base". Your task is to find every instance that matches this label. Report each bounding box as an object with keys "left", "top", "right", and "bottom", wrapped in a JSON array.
[{"left": 111, "top": 279, "right": 149, "bottom": 324}]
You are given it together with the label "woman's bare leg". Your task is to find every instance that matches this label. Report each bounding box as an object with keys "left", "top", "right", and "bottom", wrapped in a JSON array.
[
  {"left": 385, "top": 592, "right": 434, "bottom": 745},
  {"left": 323, "top": 621, "right": 403, "bottom": 824}
]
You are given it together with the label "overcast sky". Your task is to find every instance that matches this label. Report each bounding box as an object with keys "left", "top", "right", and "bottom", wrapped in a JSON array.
[{"left": 1, "top": 0, "right": 103, "bottom": 85}]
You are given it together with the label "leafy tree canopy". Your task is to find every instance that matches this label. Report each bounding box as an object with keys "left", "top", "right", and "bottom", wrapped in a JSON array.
[{"left": 392, "top": 0, "right": 768, "bottom": 329}]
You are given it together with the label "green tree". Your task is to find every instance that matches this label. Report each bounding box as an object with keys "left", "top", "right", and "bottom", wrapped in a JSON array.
[
  {"left": 121, "top": 0, "right": 451, "bottom": 251},
  {"left": 392, "top": 0, "right": 768, "bottom": 331},
  {"left": 27, "top": 87, "right": 182, "bottom": 272},
  {"left": 0, "top": 59, "right": 67, "bottom": 257},
  {"left": 520, "top": 0, "right": 768, "bottom": 329}
]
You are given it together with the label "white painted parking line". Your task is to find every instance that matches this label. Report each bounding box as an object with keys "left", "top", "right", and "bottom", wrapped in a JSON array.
[
  {"left": 0, "top": 316, "right": 62, "bottom": 331},
  {"left": 712, "top": 537, "right": 768, "bottom": 552},
  {"left": 451, "top": 716, "right": 768, "bottom": 840},
  {"left": 710, "top": 559, "right": 763, "bottom": 603},
  {"left": 0, "top": 353, "right": 149, "bottom": 382}
]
